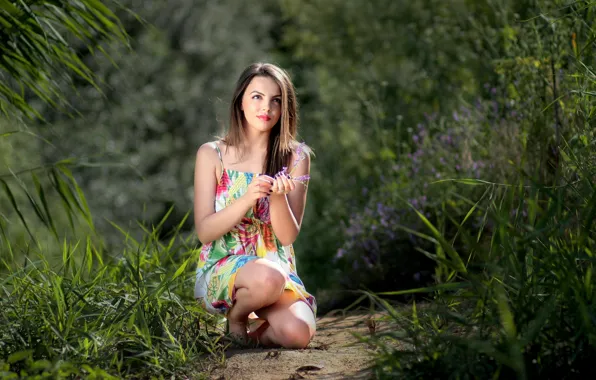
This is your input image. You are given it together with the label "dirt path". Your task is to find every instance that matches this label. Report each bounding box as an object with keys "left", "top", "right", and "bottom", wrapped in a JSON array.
[{"left": 210, "top": 312, "right": 381, "bottom": 380}]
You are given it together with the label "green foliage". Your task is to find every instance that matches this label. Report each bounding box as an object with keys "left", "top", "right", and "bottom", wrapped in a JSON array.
[
  {"left": 1, "top": 1, "right": 225, "bottom": 377},
  {"left": 0, "top": 214, "right": 222, "bottom": 379},
  {"left": 365, "top": 156, "right": 596, "bottom": 378},
  {"left": 276, "top": 0, "right": 496, "bottom": 290},
  {"left": 3, "top": 0, "right": 596, "bottom": 376},
  {"left": 0, "top": 118, "right": 100, "bottom": 262},
  {"left": 0, "top": 0, "right": 129, "bottom": 119},
  {"left": 353, "top": 0, "right": 596, "bottom": 378},
  {"left": 332, "top": 99, "right": 504, "bottom": 299}
]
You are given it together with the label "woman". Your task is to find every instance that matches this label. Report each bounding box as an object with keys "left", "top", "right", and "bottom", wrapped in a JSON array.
[{"left": 193, "top": 63, "right": 316, "bottom": 349}]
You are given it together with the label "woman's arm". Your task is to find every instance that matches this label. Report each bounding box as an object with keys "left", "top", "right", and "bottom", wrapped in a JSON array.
[
  {"left": 193, "top": 143, "right": 272, "bottom": 244},
  {"left": 269, "top": 152, "right": 310, "bottom": 246}
]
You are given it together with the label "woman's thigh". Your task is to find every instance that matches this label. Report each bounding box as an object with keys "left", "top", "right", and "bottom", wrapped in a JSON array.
[{"left": 233, "top": 258, "right": 286, "bottom": 290}]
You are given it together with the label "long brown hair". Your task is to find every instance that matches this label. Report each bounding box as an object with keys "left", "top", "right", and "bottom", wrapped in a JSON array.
[{"left": 221, "top": 63, "right": 303, "bottom": 176}]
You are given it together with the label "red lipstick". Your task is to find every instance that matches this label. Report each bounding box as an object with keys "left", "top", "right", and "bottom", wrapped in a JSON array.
[{"left": 257, "top": 114, "right": 271, "bottom": 121}]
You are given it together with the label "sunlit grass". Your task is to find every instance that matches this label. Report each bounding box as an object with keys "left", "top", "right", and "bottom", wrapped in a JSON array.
[{"left": 0, "top": 209, "right": 225, "bottom": 379}]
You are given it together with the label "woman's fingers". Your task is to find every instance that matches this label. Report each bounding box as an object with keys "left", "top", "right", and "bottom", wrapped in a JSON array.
[
  {"left": 252, "top": 172, "right": 297, "bottom": 195},
  {"left": 287, "top": 174, "right": 296, "bottom": 192},
  {"left": 271, "top": 175, "right": 281, "bottom": 193},
  {"left": 274, "top": 174, "right": 286, "bottom": 193},
  {"left": 254, "top": 176, "right": 273, "bottom": 189},
  {"left": 283, "top": 174, "right": 295, "bottom": 192},
  {"left": 256, "top": 174, "right": 275, "bottom": 184},
  {"left": 273, "top": 173, "right": 294, "bottom": 194}
]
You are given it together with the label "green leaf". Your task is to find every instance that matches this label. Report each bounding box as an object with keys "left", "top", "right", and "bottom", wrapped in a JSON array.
[
  {"left": 377, "top": 281, "right": 471, "bottom": 296},
  {"left": 409, "top": 204, "right": 467, "bottom": 273},
  {"left": 7, "top": 350, "right": 33, "bottom": 364},
  {"left": 171, "top": 258, "right": 189, "bottom": 281},
  {"left": 0, "top": 179, "right": 35, "bottom": 241}
]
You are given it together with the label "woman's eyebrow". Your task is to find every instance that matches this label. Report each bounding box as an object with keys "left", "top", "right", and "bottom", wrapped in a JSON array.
[{"left": 250, "top": 90, "right": 281, "bottom": 97}]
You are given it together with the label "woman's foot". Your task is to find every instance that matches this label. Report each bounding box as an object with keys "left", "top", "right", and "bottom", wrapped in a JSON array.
[
  {"left": 227, "top": 319, "right": 248, "bottom": 342},
  {"left": 247, "top": 319, "right": 274, "bottom": 347}
]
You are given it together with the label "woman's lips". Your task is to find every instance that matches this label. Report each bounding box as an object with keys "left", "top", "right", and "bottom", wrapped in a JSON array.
[{"left": 257, "top": 115, "right": 271, "bottom": 121}]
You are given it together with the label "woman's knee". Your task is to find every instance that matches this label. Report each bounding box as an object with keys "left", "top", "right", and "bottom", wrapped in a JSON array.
[
  {"left": 277, "top": 318, "right": 314, "bottom": 349},
  {"left": 238, "top": 260, "right": 286, "bottom": 298}
]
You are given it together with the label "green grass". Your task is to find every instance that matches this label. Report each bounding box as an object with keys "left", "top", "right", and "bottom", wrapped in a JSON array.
[
  {"left": 0, "top": 211, "right": 226, "bottom": 379},
  {"left": 360, "top": 139, "right": 596, "bottom": 379}
]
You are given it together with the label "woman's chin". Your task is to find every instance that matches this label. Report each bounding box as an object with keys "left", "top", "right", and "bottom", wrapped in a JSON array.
[{"left": 248, "top": 122, "right": 276, "bottom": 133}]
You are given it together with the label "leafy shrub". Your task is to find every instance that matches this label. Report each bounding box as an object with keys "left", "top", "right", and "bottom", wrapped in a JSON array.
[
  {"left": 333, "top": 94, "right": 523, "bottom": 299},
  {"left": 0, "top": 216, "right": 221, "bottom": 379},
  {"left": 360, "top": 0, "right": 596, "bottom": 377}
]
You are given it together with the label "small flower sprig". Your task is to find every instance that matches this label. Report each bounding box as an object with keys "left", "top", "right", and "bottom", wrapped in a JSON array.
[{"left": 275, "top": 143, "right": 311, "bottom": 187}]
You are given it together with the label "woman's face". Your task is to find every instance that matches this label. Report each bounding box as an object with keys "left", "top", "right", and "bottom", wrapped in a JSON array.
[{"left": 241, "top": 75, "right": 282, "bottom": 133}]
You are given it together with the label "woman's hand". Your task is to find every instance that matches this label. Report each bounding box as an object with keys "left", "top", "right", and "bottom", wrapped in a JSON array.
[
  {"left": 240, "top": 174, "right": 275, "bottom": 206},
  {"left": 271, "top": 172, "right": 295, "bottom": 195}
]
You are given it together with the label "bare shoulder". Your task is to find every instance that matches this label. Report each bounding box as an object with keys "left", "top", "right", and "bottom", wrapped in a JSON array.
[
  {"left": 195, "top": 141, "right": 222, "bottom": 171},
  {"left": 290, "top": 141, "right": 312, "bottom": 173},
  {"left": 292, "top": 141, "right": 312, "bottom": 161},
  {"left": 196, "top": 141, "right": 219, "bottom": 159}
]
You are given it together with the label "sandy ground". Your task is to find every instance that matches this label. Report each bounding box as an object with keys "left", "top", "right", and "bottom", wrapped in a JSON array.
[{"left": 209, "top": 312, "right": 385, "bottom": 380}]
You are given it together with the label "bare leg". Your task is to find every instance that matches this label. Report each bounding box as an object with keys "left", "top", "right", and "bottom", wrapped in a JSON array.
[
  {"left": 226, "top": 259, "right": 286, "bottom": 340},
  {"left": 254, "top": 290, "right": 316, "bottom": 349}
]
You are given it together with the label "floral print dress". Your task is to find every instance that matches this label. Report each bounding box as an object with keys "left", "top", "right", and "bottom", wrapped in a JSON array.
[{"left": 194, "top": 141, "right": 317, "bottom": 317}]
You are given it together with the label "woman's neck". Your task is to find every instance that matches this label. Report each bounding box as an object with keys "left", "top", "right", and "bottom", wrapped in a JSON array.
[{"left": 241, "top": 125, "right": 270, "bottom": 153}]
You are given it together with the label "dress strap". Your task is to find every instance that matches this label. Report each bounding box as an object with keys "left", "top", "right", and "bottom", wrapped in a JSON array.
[{"left": 211, "top": 141, "right": 224, "bottom": 182}]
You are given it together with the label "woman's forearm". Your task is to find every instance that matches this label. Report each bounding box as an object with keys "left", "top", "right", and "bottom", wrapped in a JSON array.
[
  {"left": 195, "top": 198, "right": 253, "bottom": 244},
  {"left": 269, "top": 193, "right": 300, "bottom": 246}
]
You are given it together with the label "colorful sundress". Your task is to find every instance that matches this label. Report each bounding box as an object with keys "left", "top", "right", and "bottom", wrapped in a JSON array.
[{"left": 194, "top": 141, "right": 317, "bottom": 317}]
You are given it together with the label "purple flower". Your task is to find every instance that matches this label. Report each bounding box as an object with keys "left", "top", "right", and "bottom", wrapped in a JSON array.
[
  {"left": 460, "top": 106, "right": 471, "bottom": 117},
  {"left": 453, "top": 111, "right": 459, "bottom": 121},
  {"left": 376, "top": 202, "right": 384, "bottom": 214}
]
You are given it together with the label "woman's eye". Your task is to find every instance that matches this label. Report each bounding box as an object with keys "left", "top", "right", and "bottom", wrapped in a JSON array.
[
  {"left": 273, "top": 98, "right": 281, "bottom": 104},
  {"left": 252, "top": 95, "right": 261, "bottom": 99}
]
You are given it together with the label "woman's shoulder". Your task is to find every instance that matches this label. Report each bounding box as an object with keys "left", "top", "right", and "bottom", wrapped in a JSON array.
[
  {"left": 290, "top": 140, "right": 314, "bottom": 160},
  {"left": 196, "top": 140, "right": 222, "bottom": 161}
]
